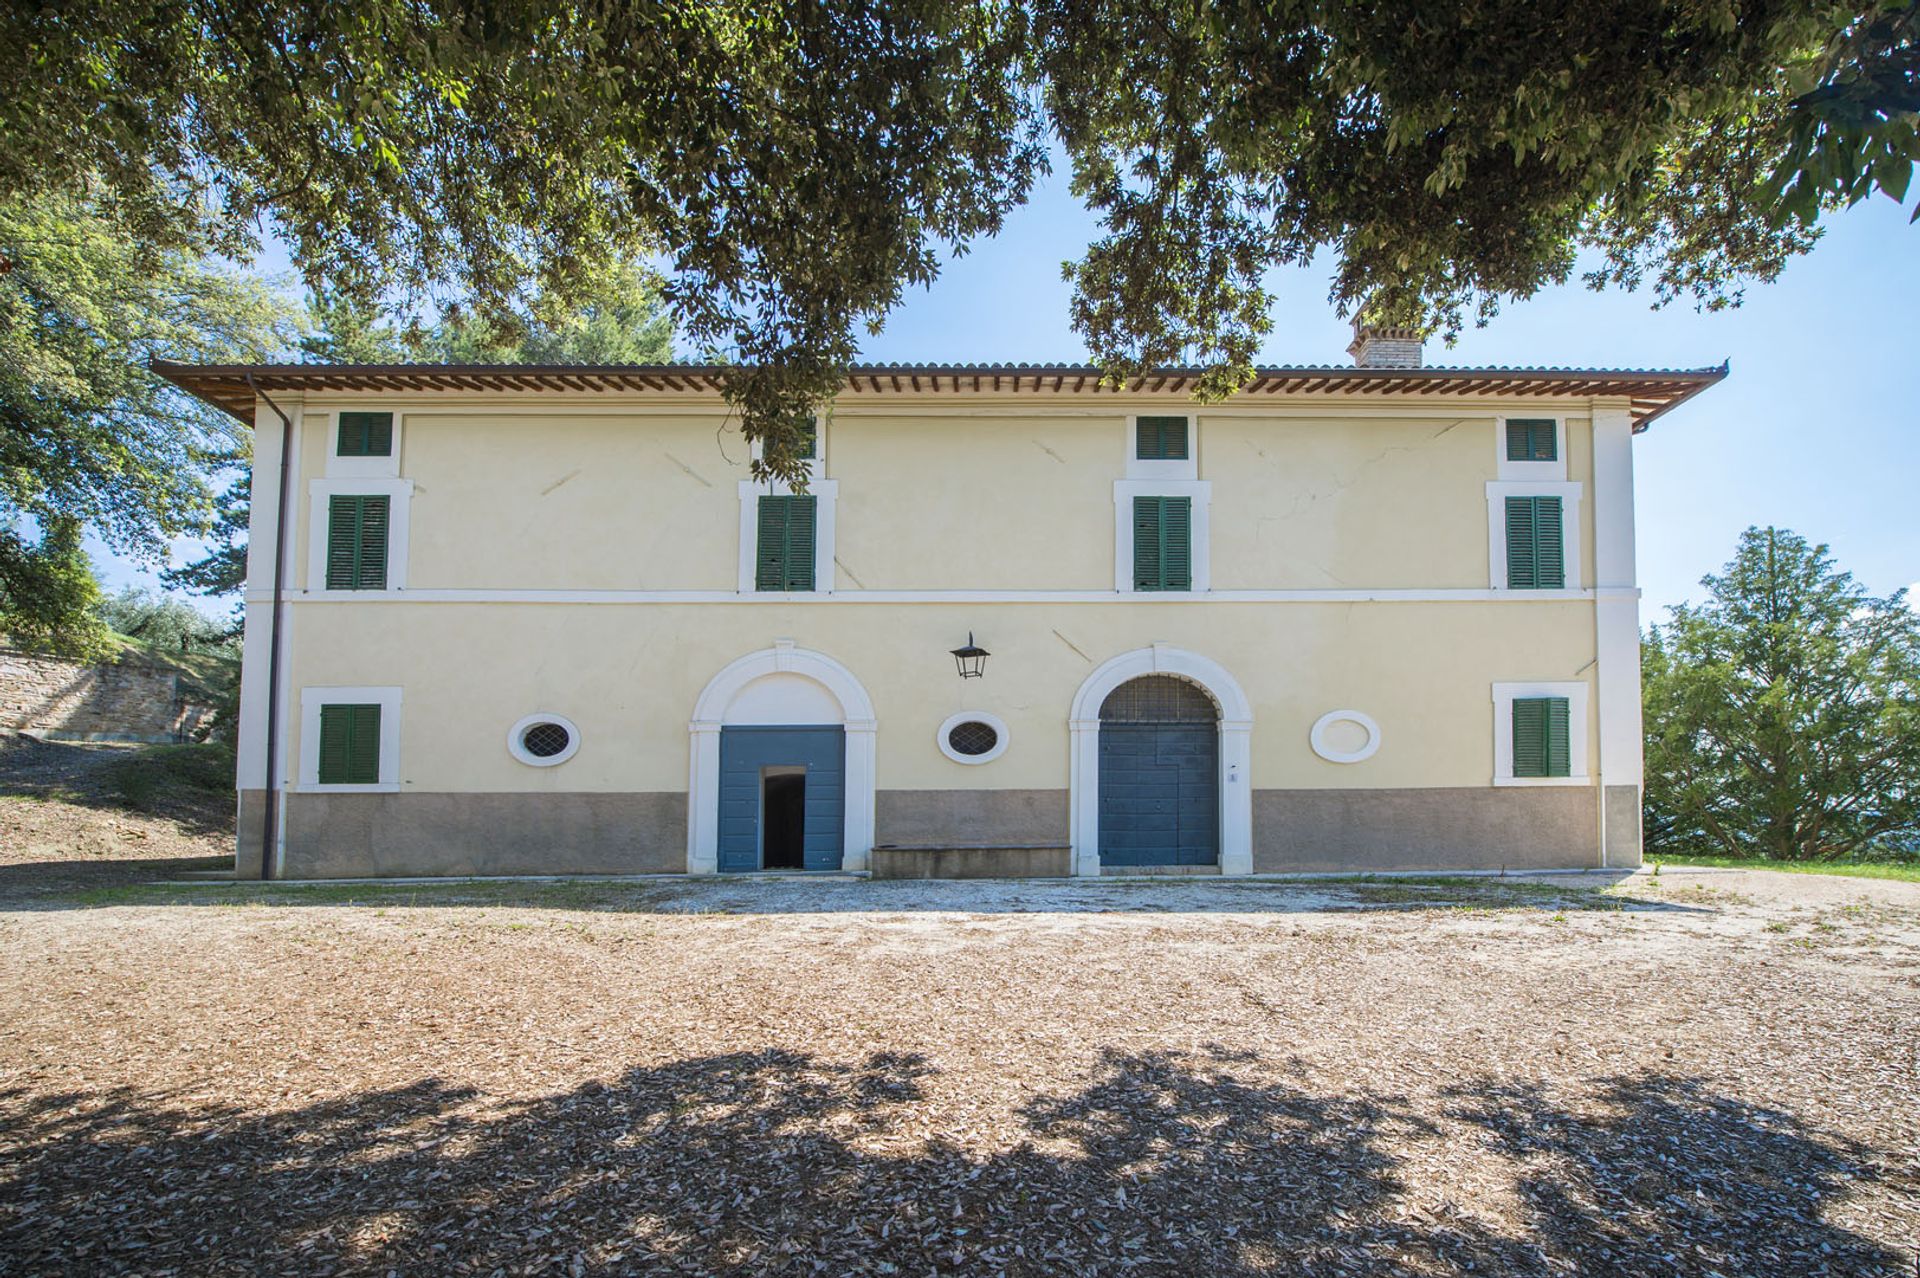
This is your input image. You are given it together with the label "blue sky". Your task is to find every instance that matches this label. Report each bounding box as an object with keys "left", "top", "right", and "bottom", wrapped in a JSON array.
[{"left": 99, "top": 172, "right": 1918, "bottom": 622}]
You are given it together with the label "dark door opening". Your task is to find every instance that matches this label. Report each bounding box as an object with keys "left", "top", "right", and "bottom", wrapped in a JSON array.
[{"left": 761, "top": 769, "right": 808, "bottom": 869}]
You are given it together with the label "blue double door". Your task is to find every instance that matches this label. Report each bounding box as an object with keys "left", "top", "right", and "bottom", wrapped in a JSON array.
[
  {"left": 1098, "top": 723, "right": 1220, "bottom": 867},
  {"left": 716, "top": 726, "right": 846, "bottom": 872}
]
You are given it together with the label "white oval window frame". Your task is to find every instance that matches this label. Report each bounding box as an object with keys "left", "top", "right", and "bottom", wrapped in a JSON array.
[
  {"left": 936, "top": 711, "right": 1010, "bottom": 765},
  {"left": 507, "top": 713, "right": 582, "bottom": 768},
  {"left": 1309, "top": 710, "right": 1381, "bottom": 764}
]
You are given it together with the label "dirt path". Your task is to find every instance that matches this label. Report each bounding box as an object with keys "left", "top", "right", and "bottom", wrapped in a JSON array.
[{"left": 1, "top": 867, "right": 1915, "bottom": 1276}]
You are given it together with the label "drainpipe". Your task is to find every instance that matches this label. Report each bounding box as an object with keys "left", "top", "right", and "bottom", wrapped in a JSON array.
[{"left": 248, "top": 374, "right": 293, "bottom": 880}]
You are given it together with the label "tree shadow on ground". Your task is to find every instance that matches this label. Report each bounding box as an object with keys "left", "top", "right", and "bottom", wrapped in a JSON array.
[
  {"left": 0, "top": 734, "right": 232, "bottom": 839},
  {"left": 0, "top": 1050, "right": 1902, "bottom": 1276},
  {"left": 0, "top": 855, "right": 230, "bottom": 903}
]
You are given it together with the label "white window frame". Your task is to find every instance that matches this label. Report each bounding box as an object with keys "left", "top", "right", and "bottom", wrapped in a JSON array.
[
  {"left": 322, "top": 407, "right": 403, "bottom": 479},
  {"left": 296, "top": 685, "right": 403, "bottom": 792},
  {"left": 1114, "top": 479, "right": 1211, "bottom": 593},
  {"left": 307, "top": 476, "right": 414, "bottom": 593},
  {"left": 1126, "top": 413, "right": 1198, "bottom": 481},
  {"left": 1486, "top": 480, "right": 1582, "bottom": 592},
  {"left": 1491, "top": 681, "right": 1591, "bottom": 786},
  {"left": 507, "top": 712, "right": 582, "bottom": 767},
  {"left": 936, "top": 711, "right": 1011, "bottom": 765},
  {"left": 1494, "top": 413, "right": 1567, "bottom": 482}
]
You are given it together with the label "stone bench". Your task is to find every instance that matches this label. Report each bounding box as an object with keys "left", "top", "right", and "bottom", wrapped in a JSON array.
[{"left": 870, "top": 843, "right": 1072, "bottom": 880}]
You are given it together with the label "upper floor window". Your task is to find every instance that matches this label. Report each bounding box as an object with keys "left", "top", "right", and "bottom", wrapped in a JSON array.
[
  {"left": 1504, "top": 496, "right": 1565, "bottom": 590},
  {"left": 337, "top": 411, "right": 394, "bottom": 458},
  {"left": 326, "top": 494, "right": 391, "bottom": 590},
  {"left": 1132, "top": 495, "right": 1192, "bottom": 591},
  {"left": 308, "top": 477, "right": 411, "bottom": 592},
  {"left": 1135, "top": 415, "right": 1190, "bottom": 462},
  {"left": 1495, "top": 414, "right": 1565, "bottom": 482},
  {"left": 755, "top": 493, "right": 817, "bottom": 592},
  {"left": 1505, "top": 418, "right": 1558, "bottom": 463}
]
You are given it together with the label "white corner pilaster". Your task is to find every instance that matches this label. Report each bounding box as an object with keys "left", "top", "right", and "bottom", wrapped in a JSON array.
[{"left": 1592, "top": 406, "right": 1643, "bottom": 864}]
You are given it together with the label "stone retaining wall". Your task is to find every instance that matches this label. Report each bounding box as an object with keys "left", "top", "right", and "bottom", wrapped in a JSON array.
[{"left": 0, "top": 647, "right": 217, "bottom": 743}]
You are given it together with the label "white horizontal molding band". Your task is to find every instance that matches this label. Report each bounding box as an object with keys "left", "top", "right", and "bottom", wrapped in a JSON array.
[{"left": 254, "top": 586, "right": 1625, "bottom": 605}]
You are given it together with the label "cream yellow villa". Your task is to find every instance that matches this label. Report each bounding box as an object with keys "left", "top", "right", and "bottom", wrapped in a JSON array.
[{"left": 159, "top": 331, "right": 1722, "bottom": 880}]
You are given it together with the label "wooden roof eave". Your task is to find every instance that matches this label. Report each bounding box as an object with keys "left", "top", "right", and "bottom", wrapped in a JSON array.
[{"left": 149, "top": 359, "right": 1726, "bottom": 431}]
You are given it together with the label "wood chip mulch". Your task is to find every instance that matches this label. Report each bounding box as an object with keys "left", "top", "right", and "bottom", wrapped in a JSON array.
[{"left": 1, "top": 870, "right": 1916, "bottom": 1276}]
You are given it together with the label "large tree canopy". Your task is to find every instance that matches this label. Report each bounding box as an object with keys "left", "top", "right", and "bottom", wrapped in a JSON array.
[
  {"left": 4, "top": 1, "right": 1914, "bottom": 472},
  {"left": 1644, "top": 527, "right": 1920, "bottom": 861},
  {"left": 0, "top": 190, "right": 301, "bottom": 654}
]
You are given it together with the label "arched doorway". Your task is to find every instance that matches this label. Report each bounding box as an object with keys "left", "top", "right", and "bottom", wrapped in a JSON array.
[
  {"left": 1097, "top": 676, "right": 1220, "bottom": 868},
  {"left": 1068, "top": 645, "right": 1253, "bottom": 876},
  {"left": 687, "top": 641, "right": 877, "bottom": 874}
]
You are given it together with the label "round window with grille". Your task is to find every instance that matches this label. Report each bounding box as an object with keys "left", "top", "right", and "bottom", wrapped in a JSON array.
[
  {"left": 507, "top": 713, "right": 581, "bottom": 767},
  {"left": 948, "top": 721, "right": 998, "bottom": 756},
  {"left": 522, "top": 722, "right": 571, "bottom": 757},
  {"left": 937, "top": 712, "right": 1009, "bottom": 765}
]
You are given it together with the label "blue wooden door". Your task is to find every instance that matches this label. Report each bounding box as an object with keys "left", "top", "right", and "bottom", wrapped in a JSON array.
[
  {"left": 717, "top": 726, "right": 846, "bottom": 871},
  {"left": 1098, "top": 723, "right": 1219, "bottom": 866}
]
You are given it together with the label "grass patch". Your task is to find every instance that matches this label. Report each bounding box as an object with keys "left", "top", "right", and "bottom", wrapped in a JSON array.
[
  {"left": 1652, "top": 855, "right": 1920, "bottom": 885},
  {"left": 102, "top": 742, "right": 234, "bottom": 812}
]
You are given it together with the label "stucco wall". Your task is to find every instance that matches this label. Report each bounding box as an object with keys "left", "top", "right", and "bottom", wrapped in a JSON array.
[
  {"left": 284, "top": 398, "right": 1597, "bottom": 594},
  {"left": 279, "top": 600, "right": 1598, "bottom": 795}
]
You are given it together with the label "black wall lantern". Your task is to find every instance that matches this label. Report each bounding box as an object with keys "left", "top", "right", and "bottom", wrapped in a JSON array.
[{"left": 950, "top": 632, "right": 990, "bottom": 679}]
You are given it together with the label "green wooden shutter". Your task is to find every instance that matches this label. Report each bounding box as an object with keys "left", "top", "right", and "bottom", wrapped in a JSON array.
[
  {"left": 1161, "top": 496, "right": 1192, "bottom": 589},
  {"left": 1133, "top": 495, "right": 1192, "bottom": 591},
  {"left": 1136, "top": 416, "right": 1190, "bottom": 461},
  {"left": 325, "top": 495, "right": 391, "bottom": 589},
  {"left": 338, "top": 412, "right": 394, "bottom": 457},
  {"left": 1511, "top": 699, "right": 1547, "bottom": 777},
  {"left": 1545, "top": 697, "right": 1571, "bottom": 776},
  {"left": 1132, "top": 496, "right": 1162, "bottom": 590},
  {"left": 755, "top": 494, "right": 816, "bottom": 591},
  {"left": 326, "top": 496, "right": 359, "bottom": 589},
  {"left": 318, "top": 703, "right": 381, "bottom": 784},
  {"left": 1512, "top": 697, "right": 1571, "bottom": 778},
  {"left": 1505, "top": 496, "right": 1564, "bottom": 590},
  {"left": 1506, "top": 419, "right": 1557, "bottom": 462},
  {"left": 1531, "top": 496, "right": 1564, "bottom": 588},
  {"left": 784, "top": 495, "right": 816, "bottom": 590},
  {"left": 1505, "top": 496, "right": 1537, "bottom": 589}
]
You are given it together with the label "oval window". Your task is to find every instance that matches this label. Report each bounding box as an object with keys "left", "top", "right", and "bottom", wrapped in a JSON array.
[
  {"left": 937, "top": 712, "right": 1009, "bottom": 765},
  {"left": 508, "top": 714, "right": 581, "bottom": 767}
]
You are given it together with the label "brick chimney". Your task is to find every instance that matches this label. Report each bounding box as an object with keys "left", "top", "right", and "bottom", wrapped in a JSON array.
[{"left": 1346, "top": 320, "right": 1424, "bottom": 368}]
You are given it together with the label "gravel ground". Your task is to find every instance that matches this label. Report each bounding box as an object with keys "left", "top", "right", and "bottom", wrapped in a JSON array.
[{"left": 1, "top": 863, "right": 1915, "bottom": 1277}]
